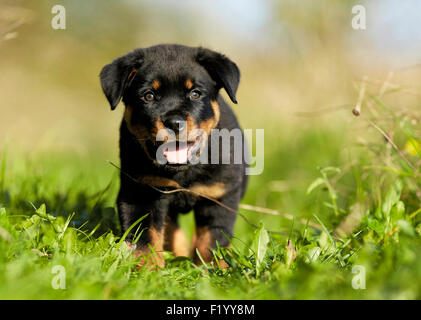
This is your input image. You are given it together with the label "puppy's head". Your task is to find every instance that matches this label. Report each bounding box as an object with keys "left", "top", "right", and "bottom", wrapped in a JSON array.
[{"left": 100, "top": 44, "right": 240, "bottom": 168}]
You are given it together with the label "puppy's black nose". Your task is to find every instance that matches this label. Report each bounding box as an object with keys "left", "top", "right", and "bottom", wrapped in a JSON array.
[{"left": 164, "top": 116, "right": 186, "bottom": 133}]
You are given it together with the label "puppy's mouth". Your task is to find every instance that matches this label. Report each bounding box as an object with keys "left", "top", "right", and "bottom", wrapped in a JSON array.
[
  {"left": 162, "top": 137, "right": 201, "bottom": 164},
  {"left": 144, "top": 136, "right": 202, "bottom": 165}
]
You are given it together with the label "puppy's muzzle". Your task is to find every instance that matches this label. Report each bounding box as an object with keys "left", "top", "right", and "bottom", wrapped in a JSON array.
[{"left": 164, "top": 115, "right": 186, "bottom": 133}]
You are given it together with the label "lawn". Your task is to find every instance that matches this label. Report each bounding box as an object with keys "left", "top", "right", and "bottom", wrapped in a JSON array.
[
  {"left": 1, "top": 0, "right": 420, "bottom": 300},
  {"left": 1, "top": 88, "right": 420, "bottom": 299}
]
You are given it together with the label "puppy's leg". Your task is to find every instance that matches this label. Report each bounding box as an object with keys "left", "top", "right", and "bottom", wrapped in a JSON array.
[
  {"left": 164, "top": 214, "right": 189, "bottom": 257},
  {"left": 118, "top": 192, "right": 167, "bottom": 269},
  {"left": 191, "top": 192, "right": 240, "bottom": 267}
]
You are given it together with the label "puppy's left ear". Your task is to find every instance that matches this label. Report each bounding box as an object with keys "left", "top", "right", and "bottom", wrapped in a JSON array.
[
  {"left": 196, "top": 48, "right": 240, "bottom": 104},
  {"left": 99, "top": 49, "right": 144, "bottom": 110}
]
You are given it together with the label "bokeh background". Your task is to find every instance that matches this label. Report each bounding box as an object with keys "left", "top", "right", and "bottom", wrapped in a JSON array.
[
  {"left": 1, "top": 0, "right": 421, "bottom": 299},
  {"left": 2, "top": 0, "right": 421, "bottom": 152},
  {"left": 2, "top": 0, "right": 421, "bottom": 226},
  {"left": 2, "top": 0, "right": 421, "bottom": 230}
]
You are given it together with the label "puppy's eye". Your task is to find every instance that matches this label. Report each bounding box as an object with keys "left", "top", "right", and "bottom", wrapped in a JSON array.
[
  {"left": 189, "top": 89, "right": 201, "bottom": 100},
  {"left": 143, "top": 91, "right": 155, "bottom": 102}
]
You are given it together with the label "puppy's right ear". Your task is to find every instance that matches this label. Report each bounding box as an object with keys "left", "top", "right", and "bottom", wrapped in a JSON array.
[{"left": 99, "top": 49, "right": 144, "bottom": 110}]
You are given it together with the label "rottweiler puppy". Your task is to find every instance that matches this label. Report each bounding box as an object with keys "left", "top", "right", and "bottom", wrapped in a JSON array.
[{"left": 100, "top": 44, "right": 248, "bottom": 267}]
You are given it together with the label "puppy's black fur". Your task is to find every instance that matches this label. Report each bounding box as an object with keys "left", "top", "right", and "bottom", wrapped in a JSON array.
[{"left": 100, "top": 44, "right": 248, "bottom": 266}]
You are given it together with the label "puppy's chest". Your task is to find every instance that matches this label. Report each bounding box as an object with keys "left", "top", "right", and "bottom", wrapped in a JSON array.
[{"left": 167, "top": 191, "right": 198, "bottom": 214}]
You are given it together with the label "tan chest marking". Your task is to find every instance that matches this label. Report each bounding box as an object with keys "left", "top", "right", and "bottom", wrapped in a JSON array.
[
  {"left": 138, "top": 176, "right": 182, "bottom": 189},
  {"left": 190, "top": 182, "right": 226, "bottom": 199},
  {"left": 138, "top": 176, "right": 226, "bottom": 199}
]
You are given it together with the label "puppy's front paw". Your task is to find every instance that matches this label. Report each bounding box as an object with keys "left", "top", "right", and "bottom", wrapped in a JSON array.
[{"left": 135, "top": 249, "right": 165, "bottom": 270}]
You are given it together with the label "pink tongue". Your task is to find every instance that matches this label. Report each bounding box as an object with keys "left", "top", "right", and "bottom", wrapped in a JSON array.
[{"left": 164, "top": 143, "right": 189, "bottom": 164}]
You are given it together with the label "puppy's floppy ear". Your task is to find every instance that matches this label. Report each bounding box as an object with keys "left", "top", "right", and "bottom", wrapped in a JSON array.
[
  {"left": 196, "top": 48, "right": 240, "bottom": 104},
  {"left": 99, "top": 49, "right": 144, "bottom": 110}
]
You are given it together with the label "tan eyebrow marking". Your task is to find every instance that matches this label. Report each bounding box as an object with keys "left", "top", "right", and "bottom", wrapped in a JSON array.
[
  {"left": 185, "top": 79, "right": 193, "bottom": 89},
  {"left": 152, "top": 79, "right": 160, "bottom": 90}
]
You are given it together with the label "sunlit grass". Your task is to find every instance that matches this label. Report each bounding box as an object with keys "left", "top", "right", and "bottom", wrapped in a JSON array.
[{"left": 1, "top": 87, "right": 420, "bottom": 299}]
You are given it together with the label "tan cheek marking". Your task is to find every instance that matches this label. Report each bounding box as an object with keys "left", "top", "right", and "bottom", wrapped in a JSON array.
[
  {"left": 124, "top": 107, "right": 152, "bottom": 161},
  {"left": 185, "top": 79, "right": 193, "bottom": 89},
  {"left": 155, "top": 118, "right": 165, "bottom": 131},
  {"left": 199, "top": 119, "right": 213, "bottom": 135},
  {"left": 211, "top": 100, "right": 220, "bottom": 125},
  {"left": 199, "top": 100, "right": 220, "bottom": 135},
  {"left": 190, "top": 182, "right": 226, "bottom": 199},
  {"left": 124, "top": 105, "right": 148, "bottom": 139},
  {"left": 186, "top": 115, "right": 198, "bottom": 132},
  {"left": 124, "top": 105, "right": 132, "bottom": 125},
  {"left": 152, "top": 118, "right": 169, "bottom": 139},
  {"left": 152, "top": 79, "right": 160, "bottom": 90}
]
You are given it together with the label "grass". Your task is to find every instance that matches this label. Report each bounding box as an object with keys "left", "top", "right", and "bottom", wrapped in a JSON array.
[{"left": 0, "top": 88, "right": 421, "bottom": 300}]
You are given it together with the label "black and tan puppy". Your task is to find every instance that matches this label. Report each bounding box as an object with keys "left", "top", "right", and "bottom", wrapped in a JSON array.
[{"left": 100, "top": 44, "right": 248, "bottom": 267}]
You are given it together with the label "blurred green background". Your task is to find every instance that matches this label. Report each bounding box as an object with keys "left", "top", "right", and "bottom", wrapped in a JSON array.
[
  {"left": 2, "top": 0, "right": 420, "bottom": 153},
  {"left": 1, "top": 0, "right": 420, "bottom": 225},
  {"left": 0, "top": 0, "right": 421, "bottom": 299}
]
